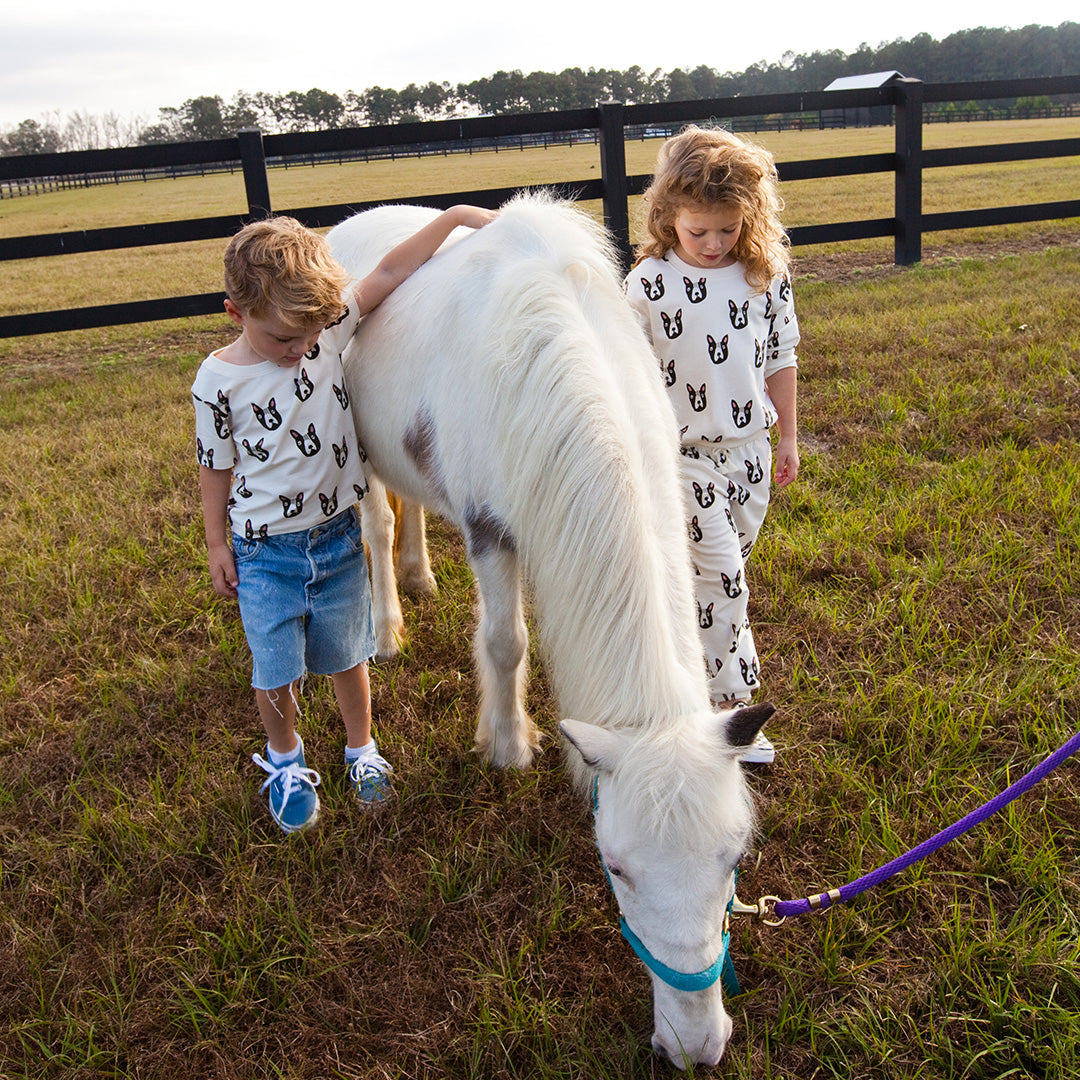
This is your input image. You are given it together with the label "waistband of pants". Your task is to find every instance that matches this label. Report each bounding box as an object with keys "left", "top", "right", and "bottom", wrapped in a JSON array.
[{"left": 233, "top": 503, "right": 359, "bottom": 545}]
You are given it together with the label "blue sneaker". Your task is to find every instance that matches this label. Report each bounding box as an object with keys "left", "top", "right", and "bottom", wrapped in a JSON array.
[
  {"left": 346, "top": 750, "right": 394, "bottom": 808},
  {"left": 252, "top": 741, "right": 321, "bottom": 833}
]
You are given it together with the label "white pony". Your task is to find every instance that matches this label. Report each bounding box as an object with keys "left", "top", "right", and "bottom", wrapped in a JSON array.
[{"left": 328, "top": 194, "right": 771, "bottom": 1068}]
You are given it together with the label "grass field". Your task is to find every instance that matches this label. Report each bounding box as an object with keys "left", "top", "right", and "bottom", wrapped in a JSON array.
[{"left": 1, "top": 122, "right": 1080, "bottom": 1078}]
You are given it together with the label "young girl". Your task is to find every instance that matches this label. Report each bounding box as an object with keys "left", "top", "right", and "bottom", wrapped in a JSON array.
[{"left": 625, "top": 125, "right": 799, "bottom": 764}]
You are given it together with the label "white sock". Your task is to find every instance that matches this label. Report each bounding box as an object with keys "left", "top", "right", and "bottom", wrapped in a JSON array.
[
  {"left": 267, "top": 735, "right": 302, "bottom": 767},
  {"left": 344, "top": 739, "right": 377, "bottom": 764}
]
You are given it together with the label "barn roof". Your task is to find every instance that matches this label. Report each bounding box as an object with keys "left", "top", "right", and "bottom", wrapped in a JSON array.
[{"left": 824, "top": 71, "right": 907, "bottom": 91}]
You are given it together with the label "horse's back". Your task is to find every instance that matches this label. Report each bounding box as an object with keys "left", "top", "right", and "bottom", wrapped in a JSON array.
[
  {"left": 330, "top": 195, "right": 660, "bottom": 519},
  {"left": 328, "top": 204, "right": 445, "bottom": 280}
]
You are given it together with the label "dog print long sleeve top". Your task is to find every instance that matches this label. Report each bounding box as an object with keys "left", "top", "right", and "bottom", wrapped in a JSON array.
[
  {"left": 626, "top": 252, "right": 799, "bottom": 447},
  {"left": 191, "top": 306, "right": 369, "bottom": 539}
]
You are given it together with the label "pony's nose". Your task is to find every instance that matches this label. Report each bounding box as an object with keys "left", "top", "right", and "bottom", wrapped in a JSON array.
[
  {"left": 651, "top": 1035, "right": 683, "bottom": 1069},
  {"left": 651, "top": 1028, "right": 727, "bottom": 1069},
  {"left": 652, "top": 1034, "right": 700, "bottom": 1070}
]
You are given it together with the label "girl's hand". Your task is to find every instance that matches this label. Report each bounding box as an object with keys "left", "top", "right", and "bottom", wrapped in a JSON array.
[{"left": 773, "top": 437, "right": 800, "bottom": 489}]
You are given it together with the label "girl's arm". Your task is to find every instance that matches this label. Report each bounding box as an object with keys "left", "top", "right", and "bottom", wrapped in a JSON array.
[
  {"left": 765, "top": 365, "right": 799, "bottom": 489},
  {"left": 199, "top": 464, "right": 239, "bottom": 599},
  {"left": 351, "top": 204, "right": 498, "bottom": 316}
]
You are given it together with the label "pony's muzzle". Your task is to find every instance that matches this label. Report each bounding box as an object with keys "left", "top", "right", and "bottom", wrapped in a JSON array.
[{"left": 651, "top": 1010, "right": 730, "bottom": 1069}]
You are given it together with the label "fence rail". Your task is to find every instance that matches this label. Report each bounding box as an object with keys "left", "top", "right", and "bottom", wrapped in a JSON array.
[
  {"left": 2, "top": 75, "right": 1078, "bottom": 338},
  {"left": 8, "top": 103, "right": 1077, "bottom": 201}
]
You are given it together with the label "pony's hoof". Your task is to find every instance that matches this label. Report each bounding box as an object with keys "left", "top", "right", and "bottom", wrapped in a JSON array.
[
  {"left": 475, "top": 732, "right": 542, "bottom": 770},
  {"left": 399, "top": 566, "right": 437, "bottom": 596},
  {"left": 374, "top": 624, "right": 405, "bottom": 661}
]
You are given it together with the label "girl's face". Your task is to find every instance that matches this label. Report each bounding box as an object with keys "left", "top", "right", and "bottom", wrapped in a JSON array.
[{"left": 671, "top": 202, "right": 744, "bottom": 270}]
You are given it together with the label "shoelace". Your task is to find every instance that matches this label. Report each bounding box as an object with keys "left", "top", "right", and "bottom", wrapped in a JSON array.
[
  {"left": 252, "top": 753, "right": 321, "bottom": 813},
  {"left": 348, "top": 753, "right": 393, "bottom": 781}
]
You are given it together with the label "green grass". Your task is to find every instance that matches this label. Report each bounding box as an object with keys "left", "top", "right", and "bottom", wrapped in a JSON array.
[{"left": 1, "top": 129, "right": 1079, "bottom": 1078}]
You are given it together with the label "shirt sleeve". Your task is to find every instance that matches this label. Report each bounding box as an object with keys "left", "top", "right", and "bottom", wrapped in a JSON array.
[
  {"left": 191, "top": 365, "right": 237, "bottom": 471},
  {"left": 763, "top": 273, "right": 800, "bottom": 378},
  {"left": 317, "top": 297, "right": 363, "bottom": 357}
]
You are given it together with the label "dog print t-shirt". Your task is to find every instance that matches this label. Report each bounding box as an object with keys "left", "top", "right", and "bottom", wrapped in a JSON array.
[
  {"left": 191, "top": 306, "right": 369, "bottom": 538},
  {"left": 626, "top": 252, "right": 799, "bottom": 446}
]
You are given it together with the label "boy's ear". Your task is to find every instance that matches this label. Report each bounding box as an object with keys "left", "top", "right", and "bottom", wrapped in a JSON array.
[{"left": 223, "top": 298, "right": 244, "bottom": 327}]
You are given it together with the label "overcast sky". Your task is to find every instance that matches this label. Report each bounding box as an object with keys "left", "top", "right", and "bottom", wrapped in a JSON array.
[{"left": 2, "top": 3, "right": 1075, "bottom": 130}]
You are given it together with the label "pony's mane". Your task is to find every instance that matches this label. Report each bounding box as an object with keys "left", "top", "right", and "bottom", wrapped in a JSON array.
[
  {"left": 611, "top": 724, "right": 755, "bottom": 847},
  {"left": 467, "top": 194, "right": 711, "bottom": 733}
]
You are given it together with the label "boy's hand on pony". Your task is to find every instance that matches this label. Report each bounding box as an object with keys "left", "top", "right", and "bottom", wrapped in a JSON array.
[
  {"left": 449, "top": 204, "right": 499, "bottom": 230},
  {"left": 352, "top": 204, "right": 499, "bottom": 317}
]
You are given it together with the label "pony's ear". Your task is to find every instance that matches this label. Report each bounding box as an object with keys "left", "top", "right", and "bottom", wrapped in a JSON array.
[
  {"left": 721, "top": 702, "right": 776, "bottom": 751},
  {"left": 560, "top": 718, "right": 628, "bottom": 773}
]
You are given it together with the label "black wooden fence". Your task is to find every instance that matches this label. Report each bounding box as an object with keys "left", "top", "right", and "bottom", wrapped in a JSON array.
[{"left": 2, "top": 75, "right": 1078, "bottom": 338}]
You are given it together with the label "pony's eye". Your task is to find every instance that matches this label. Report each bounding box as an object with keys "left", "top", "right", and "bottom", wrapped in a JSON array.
[{"left": 609, "top": 866, "right": 623, "bottom": 878}]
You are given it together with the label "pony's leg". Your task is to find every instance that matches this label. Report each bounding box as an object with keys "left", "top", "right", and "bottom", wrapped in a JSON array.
[
  {"left": 361, "top": 476, "right": 407, "bottom": 660},
  {"left": 470, "top": 547, "right": 540, "bottom": 769},
  {"left": 394, "top": 496, "right": 437, "bottom": 596}
]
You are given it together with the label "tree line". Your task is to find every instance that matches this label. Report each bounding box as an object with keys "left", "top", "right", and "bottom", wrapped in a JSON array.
[{"left": 3, "top": 21, "right": 1077, "bottom": 155}]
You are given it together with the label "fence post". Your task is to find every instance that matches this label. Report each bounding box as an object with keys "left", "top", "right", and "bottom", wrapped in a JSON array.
[
  {"left": 238, "top": 127, "right": 272, "bottom": 219},
  {"left": 598, "top": 101, "right": 631, "bottom": 272},
  {"left": 894, "top": 78, "right": 923, "bottom": 265}
]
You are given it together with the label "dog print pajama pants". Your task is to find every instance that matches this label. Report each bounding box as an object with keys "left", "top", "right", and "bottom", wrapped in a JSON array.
[{"left": 682, "top": 432, "right": 772, "bottom": 704}]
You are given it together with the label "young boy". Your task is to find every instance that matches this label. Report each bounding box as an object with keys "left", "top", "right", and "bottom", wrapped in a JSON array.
[{"left": 192, "top": 205, "right": 496, "bottom": 833}]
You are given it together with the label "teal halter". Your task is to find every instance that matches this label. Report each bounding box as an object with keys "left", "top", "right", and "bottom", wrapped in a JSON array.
[{"left": 592, "top": 777, "right": 741, "bottom": 996}]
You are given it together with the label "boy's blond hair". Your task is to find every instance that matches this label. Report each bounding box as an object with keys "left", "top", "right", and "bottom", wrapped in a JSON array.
[
  {"left": 636, "top": 125, "right": 789, "bottom": 292},
  {"left": 224, "top": 216, "right": 350, "bottom": 325}
]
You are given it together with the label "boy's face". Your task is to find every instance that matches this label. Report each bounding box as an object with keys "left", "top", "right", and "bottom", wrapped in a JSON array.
[{"left": 225, "top": 300, "right": 326, "bottom": 366}]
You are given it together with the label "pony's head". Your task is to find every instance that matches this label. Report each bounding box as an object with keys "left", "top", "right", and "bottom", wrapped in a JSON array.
[{"left": 561, "top": 702, "right": 773, "bottom": 1068}]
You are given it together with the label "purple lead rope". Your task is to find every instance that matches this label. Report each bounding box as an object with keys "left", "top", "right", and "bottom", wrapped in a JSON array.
[{"left": 773, "top": 728, "right": 1080, "bottom": 920}]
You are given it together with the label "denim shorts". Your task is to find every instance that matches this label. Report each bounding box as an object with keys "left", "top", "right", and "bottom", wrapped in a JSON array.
[{"left": 232, "top": 505, "right": 376, "bottom": 690}]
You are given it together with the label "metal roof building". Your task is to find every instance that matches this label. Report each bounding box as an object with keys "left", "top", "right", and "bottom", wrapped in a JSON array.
[
  {"left": 823, "top": 71, "right": 910, "bottom": 126},
  {"left": 824, "top": 71, "right": 906, "bottom": 91}
]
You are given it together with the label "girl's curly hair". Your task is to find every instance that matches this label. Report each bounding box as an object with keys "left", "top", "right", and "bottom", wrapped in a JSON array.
[{"left": 635, "top": 125, "right": 789, "bottom": 292}]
